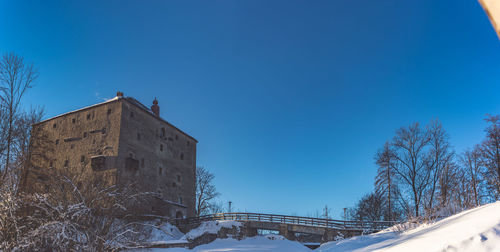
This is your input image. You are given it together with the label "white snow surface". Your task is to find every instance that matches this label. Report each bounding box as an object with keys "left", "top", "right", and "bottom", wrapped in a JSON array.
[
  {"left": 182, "top": 220, "right": 242, "bottom": 240},
  {"left": 319, "top": 201, "right": 500, "bottom": 252},
  {"left": 137, "top": 202, "right": 500, "bottom": 251},
  {"left": 140, "top": 236, "right": 310, "bottom": 252},
  {"left": 146, "top": 221, "right": 184, "bottom": 243}
]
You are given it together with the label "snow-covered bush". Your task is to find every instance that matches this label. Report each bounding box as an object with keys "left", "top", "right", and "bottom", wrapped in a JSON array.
[{"left": 0, "top": 169, "right": 158, "bottom": 251}]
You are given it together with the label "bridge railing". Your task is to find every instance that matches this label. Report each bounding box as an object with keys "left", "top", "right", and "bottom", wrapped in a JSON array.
[{"left": 174, "top": 212, "right": 397, "bottom": 232}]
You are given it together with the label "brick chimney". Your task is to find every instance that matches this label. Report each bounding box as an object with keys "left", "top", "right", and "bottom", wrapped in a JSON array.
[
  {"left": 151, "top": 98, "right": 160, "bottom": 117},
  {"left": 116, "top": 91, "right": 124, "bottom": 97}
]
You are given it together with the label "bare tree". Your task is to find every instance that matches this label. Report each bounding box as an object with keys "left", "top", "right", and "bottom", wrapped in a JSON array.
[
  {"left": 350, "top": 192, "right": 385, "bottom": 222},
  {"left": 0, "top": 52, "right": 38, "bottom": 181},
  {"left": 195, "top": 166, "right": 219, "bottom": 216},
  {"left": 424, "top": 120, "right": 453, "bottom": 215},
  {"left": 392, "top": 123, "right": 431, "bottom": 218},
  {"left": 480, "top": 114, "right": 500, "bottom": 200},
  {"left": 374, "top": 141, "right": 398, "bottom": 221},
  {"left": 459, "top": 146, "right": 484, "bottom": 207}
]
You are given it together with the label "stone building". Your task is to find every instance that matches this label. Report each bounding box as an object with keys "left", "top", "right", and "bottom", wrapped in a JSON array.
[{"left": 22, "top": 92, "right": 197, "bottom": 218}]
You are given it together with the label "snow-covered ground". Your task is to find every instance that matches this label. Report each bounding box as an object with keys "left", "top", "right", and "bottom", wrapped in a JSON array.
[
  {"left": 318, "top": 201, "right": 500, "bottom": 252},
  {"left": 140, "top": 201, "right": 500, "bottom": 251},
  {"left": 141, "top": 236, "right": 310, "bottom": 252}
]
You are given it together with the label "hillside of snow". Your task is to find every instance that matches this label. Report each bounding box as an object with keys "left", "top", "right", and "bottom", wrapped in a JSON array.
[
  {"left": 319, "top": 201, "right": 500, "bottom": 252},
  {"left": 139, "top": 201, "right": 500, "bottom": 251}
]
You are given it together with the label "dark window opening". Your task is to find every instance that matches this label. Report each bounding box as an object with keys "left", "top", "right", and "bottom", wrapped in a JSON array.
[
  {"left": 178, "top": 195, "right": 183, "bottom": 204},
  {"left": 55, "top": 139, "right": 59, "bottom": 145},
  {"left": 141, "top": 158, "right": 145, "bottom": 168},
  {"left": 175, "top": 135, "right": 178, "bottom": 140},
  {"left": 125, "top": 157, "right": 139, "bottom": 171},
  {"left": 72, "top": 118, "right": 76, "bottom": 124},
  {"left": 161, "top": 128, "right": 166, "bottom": 138},
  {"left": 159, "top": 167, "right": 162, "bottom": 175},
  {"left": 70, "top": 144, "right": 74, "bottom": 149},
  {"left": 49, "top": 161, "right": 53, "bottom": 168},
  {"left": 180, "top": 153, "right": 184, "bottom": 160},
  {"left": 91, "top": 156, "right": 106, "bottom": 171},
  {"left": 83, "top": 132, "right": 87, "bottom": 138},
  {"left": 107, "top": 109, "right": 112, "bottom": 115},
  {"left": 77, "top": 182, "right": 82, "bottom": 189},
  {"left": 87, "top": 114, "right": 91, "bottom": 120},
  {"left": 130, "top": 111, "right": 134, "bottom": 118},
  {"left": 176, "top": 211, "right": 183, "bottom": 219},
  {"left": 160, "top": 144, "right": 163, "bottom": 151},
  {"left": 81, "top": 155, "right": 85, "bottom": 163},
  {"left": 53, "top": 123, "right": 57, "bottom": 128},
  {"left": 137, "top": 133, "right": 141, "bottom": 141},
  {"left": 102, "top": 127, "right": 106, "bottom": 134},
  {"left": 187, "top": 141, "right": 190, "bottom": 146},
  {"left": 64, "top": 159, "right": 69, "bottom": 167},
  {"left": 172, "top": 182, "right": 176, "bottom": 188},
  {"left": 177, "top": 175, "right": 181, "bottom": 182}
]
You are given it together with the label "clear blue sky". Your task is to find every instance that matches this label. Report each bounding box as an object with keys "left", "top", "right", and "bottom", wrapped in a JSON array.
[{"left": 1, "top": 0, "right": 499, "bottom": 218}]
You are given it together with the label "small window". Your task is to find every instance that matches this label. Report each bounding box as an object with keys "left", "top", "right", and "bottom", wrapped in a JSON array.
[
  {"left": 175, "top": 135, "right": 178, "bottom": 140},
  {"left": 161, "top": 128, "right": 166, "bottom": 137},
  {"left": 49, "top": 161, "right": 53, "bottom": 168},
  {"left": 72, "top": 118, "right": 76, "bottom": 124},
  {"left": 83, "top": 132, "right": 87, "bottom": 138},
  {"left": 172, "top": 182, "right": 176, "bottom": 188},
  {"left": 91, "top": 156, "right": 106, "bottom": 171},
  {"left": 125, "top": 157, "right": 139, "bottom": 171},
  {"left": 160, "top": 144, "right": 163, "bottom": 151},
  {"left": 130, "top": 111, "right": 134, "bottom": 118},
  {"left": 180, "top": 153, "right": 184, "bottom": 160},
  {"left": 141, "top": 158, "right": 145, "bottom": 168},
  {"left": 159, "top": 167, "right": 162, "bottom": 175},
  {"left": 177, "top": 175, "right": 181, "bottom": 182},
  {"left": 53, "top": 123, "right": 57, "bottom": 128},
  {"left": 107, "top": 109, "right": 112, "bottom": 115},
  {"left": 102, "top": 128, "right": 106, "bottom": 134},
  {"left": 87, "top": 114, "right": 91, "bottom": 120},
  {"left": 178, "top": 195, "right": 183, "bottom": 204},
  {"left": 187, "top": 141, "right": 190, "bottom": 146},
  {"left": 81, "top": 155, "right": 85, "bottom": 162},
  {"left": 64, "top": 159, "right": 69, "bottom": 167},
  {"left": 70, "top": 144, "right": 74, "bottom": 149},
  {"left": 137, "top": 133, "right": 141, "bottom": 141},
  {"left": 55, "top": 139, "right": 59, "bottom": 145}
]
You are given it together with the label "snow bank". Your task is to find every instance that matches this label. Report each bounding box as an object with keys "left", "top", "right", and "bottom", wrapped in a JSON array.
[
  {"left": 318, "top": 201, "right": 500, "bottom": 252},
  {"left": 182, "top": 220, "right": 242, "bottom": 240},
  {"left": 146, "top": 221, "right": 184, "bottom": 243},
  {"left": 141, "top": 236, "right": 311, "bottom": 252}
]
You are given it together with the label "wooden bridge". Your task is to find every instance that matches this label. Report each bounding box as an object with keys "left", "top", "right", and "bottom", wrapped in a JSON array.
[{"left": 173, "top": 212, "right": 397, "bottom": 243}]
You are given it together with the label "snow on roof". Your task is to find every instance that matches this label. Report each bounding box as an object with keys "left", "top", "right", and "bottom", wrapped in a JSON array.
[
  {"left": 33, "top": 95, "right": 197, "bottom": 142},
  {"left": 34, "top": 96, "right": 122, "bottom": 125}
]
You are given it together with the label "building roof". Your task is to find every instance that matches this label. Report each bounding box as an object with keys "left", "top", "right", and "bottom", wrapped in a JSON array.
[{"left": 33, "top": 95, "right": 198, "bottom": 142}]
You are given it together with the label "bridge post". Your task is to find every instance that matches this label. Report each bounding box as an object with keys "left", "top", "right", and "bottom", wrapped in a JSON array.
[
  {"left": 278, "top": 224, "right": 296, "bottom": 241},
  {"left": 322, "top": 229, "right": 339, "bottom": 243}
]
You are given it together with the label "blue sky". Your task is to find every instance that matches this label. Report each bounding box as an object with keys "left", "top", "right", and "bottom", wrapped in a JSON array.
[{"left": 1, "top": 0, "right": 499, "bottom": 218}]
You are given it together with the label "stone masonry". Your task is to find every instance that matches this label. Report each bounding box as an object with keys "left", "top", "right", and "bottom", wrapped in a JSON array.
[{"left": 21, "top": 92, "right": 197, "bottom": 218}]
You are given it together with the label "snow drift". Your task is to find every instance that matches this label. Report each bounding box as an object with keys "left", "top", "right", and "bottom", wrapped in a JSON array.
[{"left": 318, "top": 201, "right": 500, "bottom": 252}]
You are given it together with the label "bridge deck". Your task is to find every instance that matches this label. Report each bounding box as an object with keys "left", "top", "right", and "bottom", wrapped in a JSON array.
[{"left": 175, "top": 212, "right": 396, "bottom": 232}]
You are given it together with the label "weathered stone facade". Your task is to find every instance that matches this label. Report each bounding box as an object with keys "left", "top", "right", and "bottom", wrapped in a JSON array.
[{"left": 22, "top": 92, "right": 197, "bottom": 218}]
